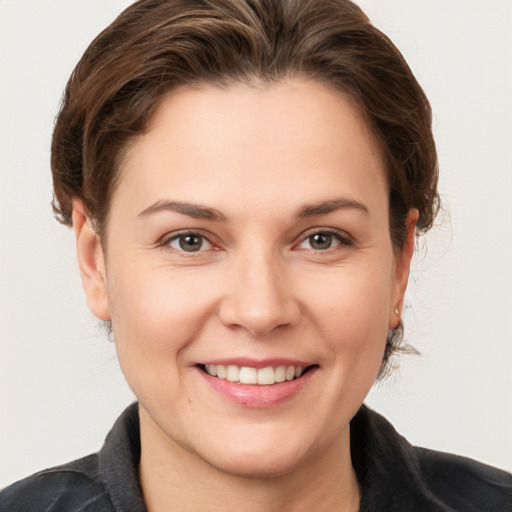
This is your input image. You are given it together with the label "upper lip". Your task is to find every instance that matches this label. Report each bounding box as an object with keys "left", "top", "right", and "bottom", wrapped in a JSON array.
[{"left": 195, "top": 357, "right": 316, "bottom": 369}]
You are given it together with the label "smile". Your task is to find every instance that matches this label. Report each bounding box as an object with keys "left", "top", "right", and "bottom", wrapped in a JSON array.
[
  {"left": 200, "top": 364, "right": 315, "bottom": 385},
  {"left": 197, "top": 362, "right": 319, "bottom": 408}
]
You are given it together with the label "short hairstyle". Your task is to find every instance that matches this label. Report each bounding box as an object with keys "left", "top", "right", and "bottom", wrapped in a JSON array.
[{"left": 51, "top": 0, "right": 439, "bottom": 373}]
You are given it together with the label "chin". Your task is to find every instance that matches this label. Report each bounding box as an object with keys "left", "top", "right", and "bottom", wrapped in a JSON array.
[
  {"left": 192, "top": 425, "right": 321, "bottom": 480},
  {"left": 203, "top": 448, "right": 305, "bottom": 480}
]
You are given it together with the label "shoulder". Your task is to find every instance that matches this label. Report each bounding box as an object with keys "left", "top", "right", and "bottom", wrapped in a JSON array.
[
  {"left": 0, "top": 454, "right": 115, "bottom": 512},
  {"left": 415, "top": 446, "right": 512, "bottom": 511},
  {"left": 0, "top": 403, "right": 145, "bottom": 512},
  {"left": 352, "top": 405, "right": 512, "bottom": 511}
]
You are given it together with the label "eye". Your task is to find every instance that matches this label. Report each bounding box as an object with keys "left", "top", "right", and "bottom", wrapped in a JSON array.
[
  {"left": 166, "top": 233, "right": 213, "bottom": 253},
  {"left": 297, "top": 230, "right": 350, "bottom": 251}
]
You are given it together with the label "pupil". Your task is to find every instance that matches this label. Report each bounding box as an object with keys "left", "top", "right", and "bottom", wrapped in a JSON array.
[
  {"left": 311, "top": 233, "right": 331, "bottom": 250},
  {"left": 179, "top": 235, "right": 202, "bottom": 252}
]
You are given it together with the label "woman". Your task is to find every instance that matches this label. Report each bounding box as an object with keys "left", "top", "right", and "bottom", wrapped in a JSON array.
[{"left": 1, "top": 0, "right": 511, "bottom": 510}]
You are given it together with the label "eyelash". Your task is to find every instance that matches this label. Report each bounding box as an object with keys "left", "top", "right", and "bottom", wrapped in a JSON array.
[
  {"left": 159, "top": 230, "right": 217, "bottom": 255},
  {"left": 295, "top": 228, "right": 353, "bottom": 252},
  {"left": 158, "top": 228, "right": 353, "bottom": 254}
]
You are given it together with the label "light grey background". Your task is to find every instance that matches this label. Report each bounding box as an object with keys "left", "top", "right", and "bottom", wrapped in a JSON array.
[{"left": 1, "top": 0, "right": 511, "bottom": 487}]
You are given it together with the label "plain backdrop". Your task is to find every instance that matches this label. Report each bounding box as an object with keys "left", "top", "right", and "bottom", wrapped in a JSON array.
[{"left": 1, "top": 0, "right": 511, "bottom": 487}]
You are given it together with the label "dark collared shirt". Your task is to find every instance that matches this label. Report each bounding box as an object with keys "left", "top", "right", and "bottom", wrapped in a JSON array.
[{"left": 1, "top": 403, "right": 511, "bottom": 511}]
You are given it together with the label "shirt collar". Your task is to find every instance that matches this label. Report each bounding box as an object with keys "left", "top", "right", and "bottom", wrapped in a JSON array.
[{"left": 98, "top": 402, "right": 446, "bottom": 512}]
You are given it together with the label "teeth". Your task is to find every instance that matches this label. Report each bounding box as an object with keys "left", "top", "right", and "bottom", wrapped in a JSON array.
[
  {"left": 226, "top": 365, "right": 240, "bottom": 382},
  {"left": 275, "top": 366, "right": 286, "bottom": 383},
  {"left": 205, "top": 364, "right": 217, "bottom": 377},
  {"left": 258, "top": 366, "right": 275, "bottom": 385},
  {"left": 203, "top": 364, "right": 308, "bottom": 385},
  {"left": 216, "top": 365, "right": 227, "bottom": 379},
  {"left": 239, "top": 366, "right": 257, "bottom": 384}
]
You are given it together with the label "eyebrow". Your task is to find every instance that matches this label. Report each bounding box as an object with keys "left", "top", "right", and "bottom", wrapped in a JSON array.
[
  {"left": 137, "top": 196, "right": 368, "bottom": 222},
  {"left": 296, "top": 197, "right": 369, "bottom": 218},
  {"left": 138, "top": 200, "right": 228, "bottom": 222}
]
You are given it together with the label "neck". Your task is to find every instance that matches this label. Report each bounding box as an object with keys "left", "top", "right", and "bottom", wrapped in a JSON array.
[{"left": 138, "top": 408, "right": 360, "bottom": 512}]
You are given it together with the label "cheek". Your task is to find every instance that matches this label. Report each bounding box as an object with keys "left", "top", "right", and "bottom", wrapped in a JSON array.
[
  {"left": 105, "top": 264, "right": 216, "bottom": 376},
  {"left": 302, "top": 262, "right": 392, "bottom": 392},
  {"left": 303, "top": 263, "right": 392, "bottom": 340},
  {"left": 106, "top": 269, "right": 219, "bottom": 417},
  {"left": 290, "top": 266, "right": 392, "bottom": 436}
]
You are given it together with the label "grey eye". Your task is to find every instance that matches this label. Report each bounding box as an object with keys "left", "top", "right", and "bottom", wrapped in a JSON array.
[
  {"left": 309, "top": 233, "right": 334, "bottom": 250},
  {"left": 297, "top": 231, "right": 344, "bottom": 251},
  {"left": 180, "top": 235, "right": 203, "bottom": 252},
  {"left": 168, "top": 234, "right": 212, "bottom": 252}
]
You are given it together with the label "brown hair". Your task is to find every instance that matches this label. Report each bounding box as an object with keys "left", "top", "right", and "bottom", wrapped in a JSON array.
[{"left": 51, "top": 0, "right": 439, "bottom": 371}]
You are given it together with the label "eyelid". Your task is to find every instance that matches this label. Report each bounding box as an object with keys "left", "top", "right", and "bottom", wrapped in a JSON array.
[
  {"left": 156, "top": 227, "right": 353, "bottom": 253},
  {"left": 158, "top": 229, "right": 220, "bottom": 252},
  {"left": 294, "top": 227, "right": 354, "bottom": 250}
]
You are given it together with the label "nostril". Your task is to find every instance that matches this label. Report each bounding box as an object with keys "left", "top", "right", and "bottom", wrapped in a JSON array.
[
  {"left": 217, "top": 267, "right": 301, "bottom": 335},
  {"left": 218, "top": 300, "right": 301, "bottom": 337}
]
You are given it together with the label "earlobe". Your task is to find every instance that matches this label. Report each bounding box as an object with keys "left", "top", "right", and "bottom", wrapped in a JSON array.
[
  {"left": 389, "top": 209, "right": 419, "bottom": 329},
  {"left": 72, "top": 200, "right": 111, "bottom": 321}
]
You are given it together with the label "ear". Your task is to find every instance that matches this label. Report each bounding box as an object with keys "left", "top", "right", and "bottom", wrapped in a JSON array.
[
  {"left": 72, "top": 200, "right": 111, "bottom": 321},
  {"left": 388, "top": 209, "right": 419, "bottom": 329}
]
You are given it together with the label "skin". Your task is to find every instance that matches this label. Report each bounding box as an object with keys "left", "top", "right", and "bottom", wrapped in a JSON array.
[{"left": 73, "top": 79, "right": 417, "bottom": 512}]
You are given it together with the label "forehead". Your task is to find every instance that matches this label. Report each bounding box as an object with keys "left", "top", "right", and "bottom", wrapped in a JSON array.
[{"left": 114, "top": 79, "right": 388, "bottom": 218}]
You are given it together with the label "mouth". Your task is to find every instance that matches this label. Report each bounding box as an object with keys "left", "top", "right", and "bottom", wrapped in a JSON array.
[{"left": 197, "top": 363, "right": 318, "bottom": 386}]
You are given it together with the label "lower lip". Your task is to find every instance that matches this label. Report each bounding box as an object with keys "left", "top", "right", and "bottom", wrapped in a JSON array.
[{"left": 198, "top": 367, "right": 317, "bottom": 408}]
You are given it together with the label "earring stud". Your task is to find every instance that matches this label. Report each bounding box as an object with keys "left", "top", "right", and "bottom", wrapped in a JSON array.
[{"left": 394, "top": 307, "right": 400, "bottom": 316}]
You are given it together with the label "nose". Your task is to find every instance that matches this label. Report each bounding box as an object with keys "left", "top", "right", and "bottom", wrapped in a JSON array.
[{"left": 218, "top": 250, "right": 301, "bottom": 337}]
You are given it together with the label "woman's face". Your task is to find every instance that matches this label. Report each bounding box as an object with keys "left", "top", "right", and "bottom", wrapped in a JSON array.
[{"left": 76, "top": 79, "right": 415, "bottom": 477}]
